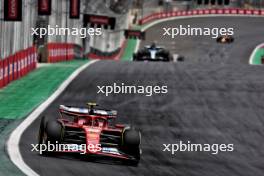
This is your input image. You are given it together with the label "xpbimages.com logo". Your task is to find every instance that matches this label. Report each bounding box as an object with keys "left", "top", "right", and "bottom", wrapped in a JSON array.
[
  {"left": 97, "top": 83, "right": 168, "bottom": 96},
  {"left": 31, "top": 141, "right": 101, "bottom": 154},
  {"left": 163, "top": 25, "right": 234, "bottom": 39},
  {"left": 162, "top": 141, "right": 234, "bottom": 155},
  {"left": 31, "top": 25, "right": 102, "bottom": 38}
]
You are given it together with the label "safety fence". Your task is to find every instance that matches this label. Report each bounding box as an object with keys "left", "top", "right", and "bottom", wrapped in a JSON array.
[
  {"left": 0, "top": 42, "right": 83, "bottom": 89},
  {"left": 0, "top": 46, "right": 37, "bottom": 89},
  {"left": 139, "top": 8, "right": 264, "bottom": 25}
]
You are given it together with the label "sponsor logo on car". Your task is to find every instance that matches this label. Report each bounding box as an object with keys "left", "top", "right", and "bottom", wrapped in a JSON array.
[{"left": 102, "top": 147, "right": 120, "bottom": 155}]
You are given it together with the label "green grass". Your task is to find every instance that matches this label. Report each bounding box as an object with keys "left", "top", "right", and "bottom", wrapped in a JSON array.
[
  {"left": 121, "top": 39, "right": 138, "bottom": 61},
  {"left": 120, "top": 24, "right": 145, "bottom": 61},
  {"left": 252, "top": 48, "right": 264, "bottom": 65},
  {"left": 0, "top": 60, "right": 88, "bottom": 119}
]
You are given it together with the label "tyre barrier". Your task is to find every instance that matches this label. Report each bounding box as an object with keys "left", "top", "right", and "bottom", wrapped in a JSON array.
[
  {"left": 38, "top": 43, "right": 83, "bottom": 63},
  {"left": 0, "top": 46, "right": 37, "bottom": 89},
  {"left": 47, "top": 43, "right": 75, "bottom": 63},
  {"left": 87, "top": 40, "right": 127, "bottom": 60},
  {"left": 139, "top": 8, "right": 264, "bottom": 25}
]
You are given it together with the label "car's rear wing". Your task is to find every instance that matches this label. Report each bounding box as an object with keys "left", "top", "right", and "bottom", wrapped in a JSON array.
[
  {"left": 144, "top": 46, "right": 163, "bottom": 50},
  {"left": 59, "top": 105, "right": 117, "bottom": 117}
]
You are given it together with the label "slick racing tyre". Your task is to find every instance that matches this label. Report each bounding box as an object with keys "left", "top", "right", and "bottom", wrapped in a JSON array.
[
  {"left": 177, "top": 56, "right": 184, "bottom": 62},
  {"left": 157, "top": 51, "right": 171, "bottom": 61},
  {"left": 38, "top": 116, "right": 47, "bottom": 145},
  {"left": 45, "top": 120, "right": 64, "bottom": 143},
  {"left": 38, "top": 116, "right": 53, "bottom": 156},
  {"left": 123, "top": 129, "right": 141, "bottom": 146},
  {"left": 122, "top": 129, "right": 141, "bottom": 165}
]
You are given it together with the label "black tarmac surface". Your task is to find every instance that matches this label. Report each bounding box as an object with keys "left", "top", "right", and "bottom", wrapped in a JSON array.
[
  {"left": 20, "top": 17, "right": 264, "bottom": 176},
  {"left": 141, "top": 17, "right": 264, "bottom": 64}
]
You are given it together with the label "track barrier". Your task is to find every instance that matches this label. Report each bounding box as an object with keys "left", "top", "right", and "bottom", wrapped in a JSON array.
[
  {"left": 0, "top": 42, "right": 83, "bottom": 89},
  {"left": 37, "top": 43, "right": 82, "bottom": 63},
  {"left": 0, "top": 46, "right": 37, "bottom": 89},
  {"left": 139, "top": 8, "right": 264, "bottom": 25},
  {"left": 46, "top": 43, "right": 75, "bottom": 63}
]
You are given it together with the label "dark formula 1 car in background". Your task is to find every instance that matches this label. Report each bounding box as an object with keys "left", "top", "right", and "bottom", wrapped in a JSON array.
[
  {"left": 38, "top": 103, "right": 141, "bottom": 165},
  {"left": 216, "top": 35, "right": 234, "bottom": 43},
  {"left": 133, "top": 43, "right": 184, "bottom": 62}
]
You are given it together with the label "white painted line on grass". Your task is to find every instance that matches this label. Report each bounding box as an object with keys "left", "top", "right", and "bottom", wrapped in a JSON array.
[
  {"left": 6, "top": 60, "right": 98, "bottom": 176},
  {"left": 37, "top": 63, "right": 51, "bottom": 68},
  {"left": 249, "top": 43, "right": 264, "bottom": 65}
]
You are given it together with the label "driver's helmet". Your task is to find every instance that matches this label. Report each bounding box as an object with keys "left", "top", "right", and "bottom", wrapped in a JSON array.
[
  {"left": 150, "top": 42, "right": 156, "bottom": 49},
  {"left": 94, "top": 119, "right": 104, "bottom": 127}
]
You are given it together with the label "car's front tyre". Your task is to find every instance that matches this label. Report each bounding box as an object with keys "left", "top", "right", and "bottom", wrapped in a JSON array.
[{"left": 122, "top": 129, "right": 141, "bottom": 165}]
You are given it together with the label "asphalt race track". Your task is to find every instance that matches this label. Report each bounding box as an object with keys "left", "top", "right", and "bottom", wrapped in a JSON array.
[
  {"left": 20, "top": 17, "right": 264, "bottom": 176},
  {"left": 141, "top": 17, "right": 264, "bottom": 64}
]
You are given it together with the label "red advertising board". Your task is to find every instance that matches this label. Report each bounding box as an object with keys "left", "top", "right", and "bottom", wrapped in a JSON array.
[
  {"left": 84, "top": 14, "right": 116, "bottom": 29},
  {"left": 0, "top": 60, "right": 3, "bottom": 88},
  {"left": 22, "top": 50, "right": 27, "bottom": 76},
  {"left": 90, "top": 16, "right": 109, "bottom": 25},
  {"left": 124, "top": 30, "right": 145, "bottom": 40},
  {"left": 70, "top": 0, "right": 80, "bottom": 19},
  {"left": 0, "top": 46, "right": 38, "bottom": 89},
  {"left": 4, "top": 0, "right": 22, "bottom": 21},
  {"left": 38, "top": 0, "right": 52, "bottom": 15},
  {"left": 16, "top": 52, "right": 21, "bottom": 79},
  {"left": 20, "top": 51, "right": 25, "bottom": 77},
  {"left": 13, "top": 55, "right": 18, "bottom": 81},
  {"left": 8, "top": 56, "right": 13, "bottom": 82},
  {"left": 29, "top": 47, "right": 34, "bottom": 70},
  {"left": 3, "top": 58, "right": 9, "bottom": 86},
  {"left": 24, "top": 50, "right": 29, "bottom": 75}
]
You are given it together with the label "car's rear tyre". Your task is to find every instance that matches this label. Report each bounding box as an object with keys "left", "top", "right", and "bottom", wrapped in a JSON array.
[
  {"left": 38, "top": 116, "right": 47, "bottom": 145},
  {"left": 133, "top": 53, "right": 138, "bottom": 61},
  {"left": 46, "top": 120, "right": 64, "bottom": 143},
  {"left": 38, "top": 116, "right": 53, "bottom": 156}
]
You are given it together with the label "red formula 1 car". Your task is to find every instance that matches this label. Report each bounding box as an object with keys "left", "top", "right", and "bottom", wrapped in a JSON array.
[
  {"left": 216, "top": 35, "right": 234, "bottom": 44},
  {"left": 38, "top": 103, "right": 141, "bottom": 165}
]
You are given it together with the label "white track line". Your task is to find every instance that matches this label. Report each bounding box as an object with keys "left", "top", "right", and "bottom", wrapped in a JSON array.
[
  {"left": 7, "top": 60, "right": 98, "bottom": 176},
  {"left": 249, "top": 43, "right": 264, "bottom": 65}
]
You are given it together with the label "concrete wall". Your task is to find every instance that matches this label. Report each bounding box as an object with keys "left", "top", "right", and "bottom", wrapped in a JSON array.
[
  {"left": 84, "top": 0, "right": 130, "bottom": 54},
  {"left": 0, "top": 0, "right": 132, "bottom": 58},
  {"left": 47, "top": 0, "right": 84, "bottom": 45},
  {"left": 0, "top": 0, "right": 86, "bottom": 59},
  {"left": 0, "top": 0, "right": 37, "bottom": 58}
]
